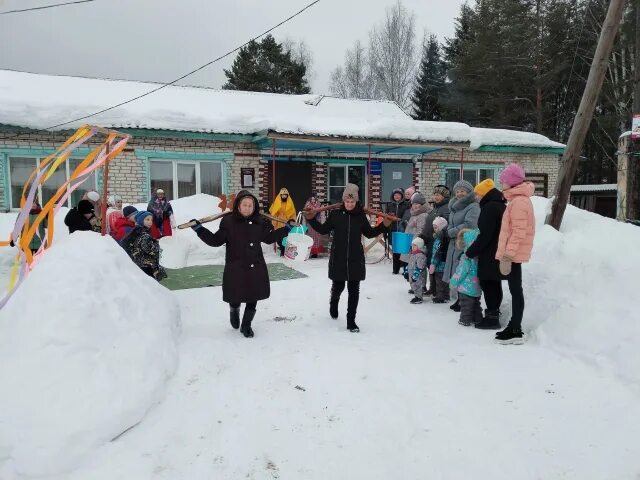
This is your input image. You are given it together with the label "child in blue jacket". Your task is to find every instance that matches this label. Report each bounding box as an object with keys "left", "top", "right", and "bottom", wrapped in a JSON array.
[
  {"left": 430, "top": 216, "right": 450, "bottom": 304},
  {"left": 450, "top": 228, "right": 482, "bottom": 326}
]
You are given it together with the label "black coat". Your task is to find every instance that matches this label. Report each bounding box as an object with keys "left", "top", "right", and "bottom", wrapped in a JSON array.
[
  {"left": 385, "top": 194, "right": 409, "bottom": 234},
  {"left": 64, "top": 208, "right": 94, "bottom": 233},
  {"left": 195, "top": 192, "right": 288, "bottom": 304},
  {"left": 465, "top": 188, "right": 506, "bottom": 281},
  {"left": 308, "top": 205, "right": 387, "bottom": 282}
]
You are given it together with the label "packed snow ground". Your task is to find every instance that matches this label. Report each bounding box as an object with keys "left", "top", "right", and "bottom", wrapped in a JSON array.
[{"left": 0, "top": 196, "right": 639, "bottom": 478}]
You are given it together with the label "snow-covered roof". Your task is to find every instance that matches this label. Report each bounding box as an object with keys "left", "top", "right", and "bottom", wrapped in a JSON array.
[
  {"left": 0, "top": 69, "right": 564, "bottom": 151},
  {"left": 570, "top": 184, "right": 617, "bottom": 193}
]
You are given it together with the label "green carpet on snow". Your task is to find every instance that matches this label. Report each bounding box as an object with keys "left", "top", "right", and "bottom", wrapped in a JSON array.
[{"left": 160, "top": 262, "right": 307, "bottom": 291}]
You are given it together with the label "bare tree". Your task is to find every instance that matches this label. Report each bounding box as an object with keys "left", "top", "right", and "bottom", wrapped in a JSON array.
[
  {"left": 283, "top": 37, "right": 315, "bottom": 85},
  {"left": 368, "top": 1, "right": 417, "bottom": 109},
  {"left": 330, "top": 40, "right": 377, "bottom": 99}
]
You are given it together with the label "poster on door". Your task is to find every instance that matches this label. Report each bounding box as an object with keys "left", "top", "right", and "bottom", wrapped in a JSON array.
[{"left": 392, "top": 171, "right": 403, "bottom": 180}]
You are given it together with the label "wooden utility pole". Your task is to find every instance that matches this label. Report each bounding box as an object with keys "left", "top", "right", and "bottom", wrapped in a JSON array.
[{"left": 545, "top": 0, "right": 626, "bottom": 230}]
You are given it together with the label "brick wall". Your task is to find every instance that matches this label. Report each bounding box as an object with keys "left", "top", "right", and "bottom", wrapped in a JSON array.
[{"left": 311, "top": 163, "right": 328, "bottom": 203}]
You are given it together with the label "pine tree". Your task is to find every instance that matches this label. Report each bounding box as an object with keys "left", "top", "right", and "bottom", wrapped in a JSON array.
[
  {"left": 410, "top": 35, "right": 446, "bottom": 120},
  {"left": 223, "top": 35, "right": 310, "bottom": 94}
]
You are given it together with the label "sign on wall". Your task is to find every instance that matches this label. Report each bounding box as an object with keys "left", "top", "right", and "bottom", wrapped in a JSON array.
[{"left": 241, "top": 167, "right": 255, "bottom": 188}]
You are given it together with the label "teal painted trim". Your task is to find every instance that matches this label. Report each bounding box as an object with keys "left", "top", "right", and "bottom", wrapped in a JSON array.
[
  {"left": 223, "top": 162, "right": 231, "bottom": 195},
  {"left": 142, "top": 158, "right": 151, "bottom": 200},
  {"left": 475, "top": 145, "right": 565, "bottom": 155},
  {"left": 0, "top": 153, "right": 8, "bottom": 211},
  {"left": 135, "top": 149, "right": 233, "bottom": 161},
  {"left": 0, "top": 147, "right": 93, "bottom": 157},
  {"left": 120, "top": 128, "right": 254, "bottom": 143},
  {"left": 438, "top": 162, "right": 503, "bottom": 185}
]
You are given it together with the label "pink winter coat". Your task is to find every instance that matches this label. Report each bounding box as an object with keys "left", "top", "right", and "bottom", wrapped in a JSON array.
[{"left": 495, "top": 182, "right": 535, "bottom": 263}]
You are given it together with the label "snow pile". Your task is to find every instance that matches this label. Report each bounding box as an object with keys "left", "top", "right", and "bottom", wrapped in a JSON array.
[
  {"left": 135, "top": 193, "right": 226, "bottom": 268},
  {"left": 470, "top": 127, "right": 565, "bottom": 150},
  {"left": 0, "top": 233, "right": 181, "bottom": 477},
  {"left": 524, "top": 198, "right": 640, "bottom": 385}
]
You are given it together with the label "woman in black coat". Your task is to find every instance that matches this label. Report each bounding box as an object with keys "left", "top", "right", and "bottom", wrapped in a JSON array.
[
  {"left": 64, "top": 199, "right": 97, "bottom": 233},
  {"left": 191, "top": 191, "right": 292, "bottom": 338},
  {"left": 305, "top": 184, "right": 390, "bottom": 333},
  {"left": 385, "top": 188, "right": 409, "bottom": 274},
  {"left": 464, "top": 180, "right": 506, "bottom": 330}
]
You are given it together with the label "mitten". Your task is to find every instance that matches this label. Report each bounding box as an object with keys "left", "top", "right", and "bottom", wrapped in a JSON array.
[
  {"left": 189, "top": 219, "right": 203, "bottom": 232},
  {"left": 429, "top": 264, "right": 435, "bottom": 275},
  {"left": 499, "top": 257, "right": 513, "bottom": 276}
]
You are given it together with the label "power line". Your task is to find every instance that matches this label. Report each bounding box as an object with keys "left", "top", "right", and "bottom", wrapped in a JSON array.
[
  {"left": 0, "top": 0, "right": 95, "bottom": 15},
  {"left": 21, "top": 0, "right": 321, "bottom": 132}
]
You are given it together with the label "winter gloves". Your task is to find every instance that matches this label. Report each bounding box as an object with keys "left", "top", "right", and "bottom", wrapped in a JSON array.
[
  {"left": 189, "top": 219, "right": 203, "bottom": 232},
  {"left": 499, "top": 256, "right": 513, "bottom": 276},
  {"left": 411, "top": 268, "right": 424, "bottom": 282},
  {"left": 429, "top": 264, "right": 436, "bottom": 275}
]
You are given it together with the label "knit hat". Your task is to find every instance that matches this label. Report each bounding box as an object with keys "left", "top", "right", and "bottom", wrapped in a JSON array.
[
  {"left": 433, "top": 185, "right": 450, "bottom": 197},
  {"left": 499, "top": 164, "right": 526, "bottom": 188},
  {"left": 135, "top": 211, "right": 152, "bottom": 226},
  {"left": 433, "top": 216, "right": 448, "bottom": 231},
  {"left": 391, "top": 188, "right": 404, "bottom": 199},
  {"left": 474, "top": 178, "right": 495, "bottom": 197},
  {"left": 452, "top": 180, "right": 474, "bottom": 194},
  {"left": 86, "top": 191, "right": 100, "bottom": 202},
  {"left": 411, "top": 192, "right": 427, "bottom": 205},
  {"left": 123, "top": 205, "right": 138, "bottom": 218},
  {"left": 411, "top": 237, "right": 425, "bottom": 250},
  {"left": 107, "top": 194, "right": 122, "bottom": 207},
  {"left": 77, "top": 199, "right": 95, "bottom": 215},
  {"left": 342, "top": 183, "right": 359, "bottom": 201}
]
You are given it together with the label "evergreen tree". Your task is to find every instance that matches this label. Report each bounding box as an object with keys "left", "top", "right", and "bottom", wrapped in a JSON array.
[
  {"left": 410, "top": 35, "right": 446, "bottom": 120},
  {"left": 223, "top": 35, "right": 310, "bottom": 94}
]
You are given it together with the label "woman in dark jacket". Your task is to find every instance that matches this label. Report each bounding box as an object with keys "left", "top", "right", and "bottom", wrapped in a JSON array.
[
  {"left": 305, "top": 184, "right": 390, "bottom": 333},
  {"left": 385, "top": 188, "right": 409, "bottom": 274},
  {"left": 64, "top": 199, "right": 97, "bottom": 234},
  {"left": 465, "top": 179, "right": 506, "bottom": 329},
  {"left": 420, "top": 185, "right": 451, "bottom": 294},
  {"left": 191, "top": 191, "right": 292, "bottom": 338}
]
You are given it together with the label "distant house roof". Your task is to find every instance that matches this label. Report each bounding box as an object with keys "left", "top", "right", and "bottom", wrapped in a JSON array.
[
  {"left": 0, "top": 69, "right": 565, "bottom": 151},
  {"left": 570, "top": 184, "right": 617, "bottom": 193}
]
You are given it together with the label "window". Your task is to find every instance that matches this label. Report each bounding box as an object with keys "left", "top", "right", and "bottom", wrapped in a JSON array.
[
  {"left": 149, "top": 159, "right": 223, "bottom": 200},
  {"left": 328, "top": 165, "right": 366, "bottom": 204},
  {"left": 8, "top": 156, "right": 98, "bottom": 209},
  {"left": 445, "top": 168, "right": 496, "bottom": 192}
]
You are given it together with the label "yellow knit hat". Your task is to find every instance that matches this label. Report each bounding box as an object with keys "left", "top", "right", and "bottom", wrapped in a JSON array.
[{"left": 474, "top": 178, "right": 495, "bottom": 197}]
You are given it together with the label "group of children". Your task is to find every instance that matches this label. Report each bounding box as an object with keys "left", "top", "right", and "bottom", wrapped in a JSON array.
[{"left": 403, "top": 163, "right": 535, "bottom": 345}]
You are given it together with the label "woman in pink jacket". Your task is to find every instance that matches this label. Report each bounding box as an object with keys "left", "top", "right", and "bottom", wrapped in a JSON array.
[{"left": 494, "top": 164, "right": 535, "bottom": 345}]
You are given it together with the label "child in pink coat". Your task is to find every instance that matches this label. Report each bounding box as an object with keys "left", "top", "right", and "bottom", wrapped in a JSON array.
[{"left": 494, "top": 164, "right": 536, "bottom": 345}]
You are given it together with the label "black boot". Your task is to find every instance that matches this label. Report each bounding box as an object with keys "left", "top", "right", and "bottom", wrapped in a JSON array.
[
  {"left": 450, "top": 299, "right": 461, "bottom": 312},
  {"left": 495, "top": 323, "right": 524, "bottom": 345},
  {"left": 329, "top": 286, "right": 340, "bottom": 319},
  {"left": 240, "top": 308, "right": 256, "bottom": 338},
  {"left": 475, "top": 309, "right": 501, "bottom": 330},
  {"left": 229, "top": 306, "right": 240, "bottom": 329}
]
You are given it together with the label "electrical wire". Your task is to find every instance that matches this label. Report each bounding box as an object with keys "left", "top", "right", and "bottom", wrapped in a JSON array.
[{"left": 0, "top": 0, "right": 95, "bottom": 15}]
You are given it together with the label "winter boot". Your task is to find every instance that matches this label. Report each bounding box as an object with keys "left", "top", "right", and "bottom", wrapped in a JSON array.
[
  {"left": 495, "top": 323, "right": 524, "bottom": 345},
  {"left": 410, "top": 296, "right": 423, "bottom": 304},
  {"left": 240, "top": 308, "right": 256, "bottom": 338},
  {"left": 347, "top": 320, "right": 360, "bottom": 333},
  {"left": 329, "top": 296, "right": 339, "bottom": 319},
  {"left": 432, "top": 297, "right": 447, "bottom": 304},
  {"left": 408, "top": 289, "right": 414, "bottom": 295},
  {"left": 450, "top": 299, "right": 461, "bottom": 312},
  {"left": 229, "top": 306, "right": 241, "bottom": 329},
  {"left": 475, "top": 309, "right": 501, "bottom": 330}
]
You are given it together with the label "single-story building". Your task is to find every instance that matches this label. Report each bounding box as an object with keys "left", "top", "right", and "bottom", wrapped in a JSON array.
[
  {"left": 570, "top": 184, "right": 618, "bottom": 218},
  {"left": 0, "top": 70, "right": 565, "bottom": 212}
]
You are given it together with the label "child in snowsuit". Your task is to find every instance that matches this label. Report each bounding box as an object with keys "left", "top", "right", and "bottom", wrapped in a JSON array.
[
  {"left": 449, "top": 228, "right": 482, "bottom": 326},
  {"left": 122, "top": 211, "right": 167, "bottom": 281},
  {"left": 408, "top": 237, "right": 427, "bottom": 304},
  {"left": 430, "top": 216, "right": 450, "bottom": 303}
]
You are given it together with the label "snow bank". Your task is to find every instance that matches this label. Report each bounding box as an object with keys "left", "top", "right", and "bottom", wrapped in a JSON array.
[
  {"left": 135, "top": 193, "right": 226, "bottom": 268},
  {"left": 0, "top": 233, "right": 181, "bottom": 477},
  {"left": 524, "top": 198, "right": 640, "bottom": 386}
]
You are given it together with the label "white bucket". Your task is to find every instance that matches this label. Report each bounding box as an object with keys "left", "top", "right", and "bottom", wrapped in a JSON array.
[{"left": 284, "top": 233, "right": 313, "bottom": 262}]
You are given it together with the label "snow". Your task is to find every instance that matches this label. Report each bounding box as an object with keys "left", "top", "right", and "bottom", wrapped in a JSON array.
[
  {"left": 570, "top": 183, "right": 617, "bottom": 192},
  {"left": 0, "top": 70, "right": 564, "bottom": 150},
  {"left": 469, "top": 127, "right": 565, "bottom": 150},
  {"left": 1, "top": 195, "right": 639, "bottom": 478},
  {"left": 0, "top": 233, "right": 181, "bottom": 477}
]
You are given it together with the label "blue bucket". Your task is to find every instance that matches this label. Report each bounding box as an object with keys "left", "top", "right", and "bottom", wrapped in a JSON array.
[{"left": 392, "top": 232, "right": 413, "bottom": 254}]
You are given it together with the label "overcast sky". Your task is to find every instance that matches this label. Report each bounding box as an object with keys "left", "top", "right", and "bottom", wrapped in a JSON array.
[{"left": 0, "top": 0, "right": 466, "bottom": 94}]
